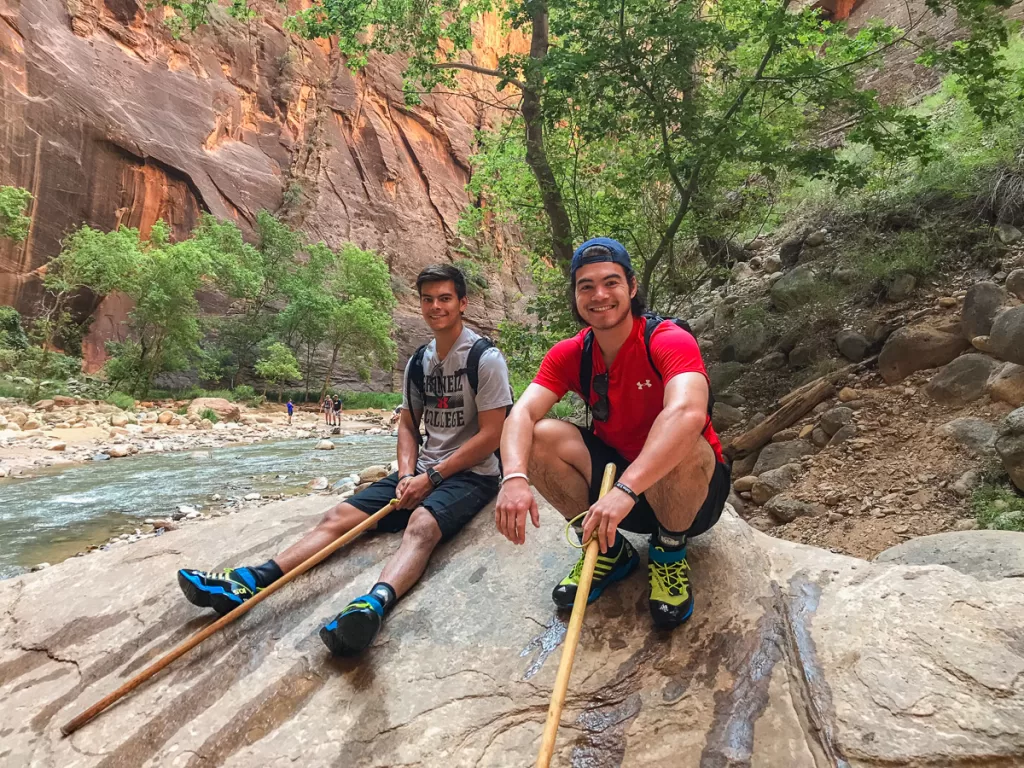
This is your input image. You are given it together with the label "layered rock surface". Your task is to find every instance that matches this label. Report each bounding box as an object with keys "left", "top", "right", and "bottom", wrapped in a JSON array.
[
  {"left": 0, "top": 0, "right": 527, "bottom": 382},
  {"left": 1, "top": 497, "right": 1022, "bottom": 766}
]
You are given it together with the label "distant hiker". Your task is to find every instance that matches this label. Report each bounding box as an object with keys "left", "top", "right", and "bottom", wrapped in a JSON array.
[
  {"left": 287, "top": 399, "right": 294, "bottom": 425},
  {"left": 333, "top": 395, "right": 342, "bottom": 425},
  {"left": 495, "top": 238, "right": 729, "bottom": 630},
  {"left": 177, "top": 264, "right": 512, "bottom": 657},
  {"left": 322, "top": 395, "right": 333, "bottom": 426}
]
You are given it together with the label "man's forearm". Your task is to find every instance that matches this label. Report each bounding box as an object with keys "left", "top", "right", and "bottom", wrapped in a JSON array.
[
  {"left": 499, "top": 409, "right": 535, "bottom": 476},
  {"left": 397, "top": 422, "right": 420, "bottom": 476},
  {"left": 619, "top": 407, "right": 706, "bottom": 495}
]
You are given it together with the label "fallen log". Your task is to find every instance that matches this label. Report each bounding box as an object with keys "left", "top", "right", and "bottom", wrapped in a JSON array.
[
  {"left": 776, "top": 355, "right": 878, "bottom": 409},
  {"left": 725, "top": 378, "right": 835, "bottom": 459}
]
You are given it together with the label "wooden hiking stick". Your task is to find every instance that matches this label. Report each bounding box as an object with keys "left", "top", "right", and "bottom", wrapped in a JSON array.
[
  {"left": 536, "top": 463, "right": 617, "bottom": 768},
  {"left": 60, "top": 498, "right": 399, "bottom": 736}
]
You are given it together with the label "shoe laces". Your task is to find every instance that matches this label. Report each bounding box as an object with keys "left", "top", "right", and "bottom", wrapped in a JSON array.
[{"left": 650, "top": 552, "right": 690, "bottom": 598}]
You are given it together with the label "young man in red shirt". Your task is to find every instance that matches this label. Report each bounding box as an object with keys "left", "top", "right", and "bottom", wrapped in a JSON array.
[{"left": 495, "top": 238, "right": 730, "bottom": 628}]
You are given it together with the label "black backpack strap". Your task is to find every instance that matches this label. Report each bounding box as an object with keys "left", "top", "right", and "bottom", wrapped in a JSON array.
[
  {"left": 642, "top": 314, "right": 714, "bottom": 420},
  {"left": 579, "top": 329, "right": 595, "bottom": 402},
  {"left": 465, "top": 337, "right": 494, "bottom": 395},
  {"left": 406, "top": 343, "right": 429, "bottom": 416}
]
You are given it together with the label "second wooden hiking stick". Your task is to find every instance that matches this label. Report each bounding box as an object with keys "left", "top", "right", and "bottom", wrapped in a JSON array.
[
  {"left": 536, "top": 462, "right": 617, "bottom": 768},
  {"left": 60, "top": 498, "right": 399, "bottom": 736}
]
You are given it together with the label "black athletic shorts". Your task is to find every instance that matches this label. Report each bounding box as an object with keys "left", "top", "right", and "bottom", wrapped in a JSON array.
[
  {"left": 346, "top": 471, "right": 499, "bottom": 542},
  {"left": 575, "top": 426, "right": 731, "bottom": 537}
]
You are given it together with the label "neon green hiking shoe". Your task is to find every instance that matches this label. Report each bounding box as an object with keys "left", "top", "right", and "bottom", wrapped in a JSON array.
[
  {"left": 552, "top": 536, "right": 639, "bottom": 609},
  {"left": 648, "top": 542, "right": 693, "bottom": 629},
  {"left": 177, "top": 567, "right": 261, "bottom": 617}
]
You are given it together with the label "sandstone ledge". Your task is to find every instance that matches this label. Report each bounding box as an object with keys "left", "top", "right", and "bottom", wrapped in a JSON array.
[{"left": 1, "top": 497, "right": 1021, "bottom": 767}]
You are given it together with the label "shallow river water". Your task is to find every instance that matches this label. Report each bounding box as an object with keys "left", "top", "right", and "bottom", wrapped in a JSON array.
[{"left": 0, "top": 434, "right": 396, "bottom": 578}]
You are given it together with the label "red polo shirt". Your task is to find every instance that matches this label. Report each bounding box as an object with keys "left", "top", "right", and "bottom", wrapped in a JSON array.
[{"left": 534, "top": 317, "right": 724, "bottom": 463}]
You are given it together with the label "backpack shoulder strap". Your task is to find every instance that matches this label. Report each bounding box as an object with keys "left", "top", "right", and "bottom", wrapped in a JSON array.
[
  {"left": 579, "top": 329, "right": 595, "bottom": 402},
  {"left": 406, "top": 343, "right": 429, "bottom": 413},
  {"left": 465, "top": 337, "right": 494, "bottom": 395},
  {"left": 642, "top": 313, "right": 667, "bottom": 379}
]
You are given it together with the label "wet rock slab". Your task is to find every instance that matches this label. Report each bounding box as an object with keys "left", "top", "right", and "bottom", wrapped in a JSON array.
[{"left": 0, "top": 498, "right": 1022, "bottom": 766}]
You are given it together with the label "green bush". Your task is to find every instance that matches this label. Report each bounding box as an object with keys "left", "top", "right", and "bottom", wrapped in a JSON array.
[
  {"left": 453, "top": 259, "right": 489, "bottom": 293},
  {"left": 0, "top": 306, "right": 28, "bottom": 350},
  {"left": 231, "top": 385, "right": 256, "bottom": 402},
  {"left": 338, "top": 391, "right": 404, "bottom": 410},
  {"left": 200, "top": 408, "right": 220, "bottom": 423},
  {"left": 972, "top": 482, "right": 1024, "bottom": 532},
  {"left": 105, "top": 392, "right": 136, "bottom": 410}
]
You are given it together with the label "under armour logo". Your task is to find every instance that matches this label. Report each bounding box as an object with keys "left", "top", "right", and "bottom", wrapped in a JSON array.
[{"left": 637, "top": 379, "right": 652, "bottom": 390}]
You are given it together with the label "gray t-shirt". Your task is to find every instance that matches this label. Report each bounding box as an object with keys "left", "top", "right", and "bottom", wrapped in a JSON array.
[{"left": 402, "top": 326, "right": 513, "bottom": 477}]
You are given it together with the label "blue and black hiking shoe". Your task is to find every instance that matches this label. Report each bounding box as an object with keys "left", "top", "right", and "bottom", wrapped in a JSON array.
[
  {"left": 177, "top": 567, "right": 260, "bottom": 617},
  {"left": 320, "top": 594, "right": 384, "bottom": 657},
  {"left": 648, "top": 541, "right": 693, "bottom": 629},
  {"left": 552, "top": 535, "right": 639, "bottom": 609}
]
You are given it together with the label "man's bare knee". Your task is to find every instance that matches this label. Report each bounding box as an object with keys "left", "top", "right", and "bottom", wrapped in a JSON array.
[
  {"left": 529, "top": 419, "right": 590, "bottom": 477},
  {"left": 317, "top": 503, "right": 367, "bottom": 536},
  {"left": 402, "top": 507, "right": 442, "bottom": 549}
]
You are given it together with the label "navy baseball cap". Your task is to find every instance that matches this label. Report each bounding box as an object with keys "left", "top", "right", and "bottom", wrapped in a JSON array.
[{"left": 570, "top": 237, "right": 633, "bottom": 283}]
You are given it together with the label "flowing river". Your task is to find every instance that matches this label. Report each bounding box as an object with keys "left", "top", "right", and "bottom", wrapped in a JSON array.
[{"left": 0, "top": 434, "right": 397, "bottom": 579}]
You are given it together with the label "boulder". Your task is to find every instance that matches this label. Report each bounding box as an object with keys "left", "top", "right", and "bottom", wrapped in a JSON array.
[
  {"left": 962, "top": 281, "right": 1006, "bottom": 341},
  {"left": 157, "top": 411, "right": 174, "bottom": 424},
  {"left": 885, "top": 273, "right": 916, "bottom": 301},
  {"left": 804, "top": 229, "right": 827, "bottom": 247},
  {"left": 834, "top": 329, "right": 869, "bottom": 362},
  {"left": 763, "top": 495, "right": 823, "bottom": 523},
  {"left": 22, "top": 419, "right": 41, "bottom": 430},
  {"left": 315, "top": 440, "right": 335, "bottom": 451},
  {"left": 787, "top": 342, "right": 815, "bottom": 369},
  {"left": 33, "top": 399, "right": 55, "bottom": 411},
  {"left": 810, "top": 427, "right": 831, "bottom": 447},
  {"left": 989, "top": 362, "right": 1024, "bottom": 407},
  {"left": 924, "top": 353, "right": 1000, "bottom": 404},
  {"left": 937, "top": 417, "right": 998, "bottom": 456},
  {"left": 711, "top": 402, "right": 745, "bottom": 432},
  {"left": 750, "top": 463, "right": 800, "bottom": 505},
  {"left": 8, "top": 498, "right": 1024, "bottom": 767},
  {"left": 828, "top": 424, "right": 858, "bottom": 447},
  {"left": 995, "top": 406, "right": 1024, "bottom": 490},
  {"left": 186, "top": 398, "right": 240, "bottom": 423},
  {"left": 716, "top": 393, "right": 746, "bottom": 408},
  {"left": 752, "top": 440, "right": 816, "bottom": 475},
  {"left": 47, "top": 441, "right": 66, "bottom": 452},
  {"left": 878, "top": 324, "right": 971, "bottom": 383},
  {"left": 770, "top": 264, "right": 819, "bottom": 311},
  {"left": 1006, "top": 268, "right": 1024, "bottom": 301},
  {"left": 762, "top": 254, "right": 782, "bottom": 273},
  {"left": 972, "top": 335, "right": 995, "bottom": 354},
  {"left": 109, "top": 413, "right": 130, "bottom": 428},
  {"left": 359, "top": 465, "right": 390, "bottom": 485},
  {"left": 733, "top": 475, "right": 758, "bottom": 493},
  {"left": 745, "top": 237, "right": 768, "bottom": 251},
  {"left": 989, "top": 305, "right": 1024, "bottom": 365},
  {"left": 731, "top": 450, "right": 760, "bottom": 478},
  {"left": 307, "top": 477, "right": 329, "bottom": 491},
  {"left": 997, "top": 222, "right": 1023, "bottom": 245},
  {"left": 952, "top": 469, "right": 981, "bottom": 498},
  {"left": 106, "top": 446, "right": 131, "bottom": 458},
  {"left": 819, "top": 406, "right": 854, "bottom": 436},
  {"left": 730, "top": 261, "right": 754, "bottom": 283},
  {"left": 709, "top": 362, "right": 745, "bottom": 391},
  {"left": 778, "top": 234, "right": 804, "bottom": 266},
  {"left": 876, "top": 530, "right": 1024, "bottom": 580},
  {"left": 760, "top": 351, "right": 786, "bottom": 370},
  {"left": 724, "top": 320, "right": 768, "bottom": 363}
]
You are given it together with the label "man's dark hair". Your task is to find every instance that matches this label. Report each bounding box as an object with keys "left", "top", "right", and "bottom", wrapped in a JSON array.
[
  {"left": 568, "top": 259, "right": 648, "bottom": 326},
  {"left": 416, "top": 264, "right": 467, "bottom": 300}
]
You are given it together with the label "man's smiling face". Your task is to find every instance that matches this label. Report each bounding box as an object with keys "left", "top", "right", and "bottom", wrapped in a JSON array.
[
  {"left": 573, "top": 262, "right": 636, "bottom": 330},
  {"left": 418, "top": 279, "right": 466, "bottom": 332}
]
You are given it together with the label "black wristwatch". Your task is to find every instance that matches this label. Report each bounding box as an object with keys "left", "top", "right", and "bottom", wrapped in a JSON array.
[{"left": 427, "top": 467, "right": 444, "bottom": 488}]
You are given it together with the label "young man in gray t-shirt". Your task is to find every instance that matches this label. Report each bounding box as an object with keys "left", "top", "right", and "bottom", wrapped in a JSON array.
[{"left": 176, "top": 265, "right": 511, "bottom": 659}]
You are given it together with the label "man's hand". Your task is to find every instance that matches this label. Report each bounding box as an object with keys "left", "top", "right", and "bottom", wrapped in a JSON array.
[
  {"left": 581, "top": 488, "right": 635, "bottom": 553},
  {"left": 495, "top": 478, "right": 540, "bottom": 545},
  {"left": 397, "top": 473, "right": 432, "bottom": 510}
]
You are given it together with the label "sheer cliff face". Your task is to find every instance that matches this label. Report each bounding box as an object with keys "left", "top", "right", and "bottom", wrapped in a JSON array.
[{"left": 0, "top": 0, "right": 528, "bottom": 380}]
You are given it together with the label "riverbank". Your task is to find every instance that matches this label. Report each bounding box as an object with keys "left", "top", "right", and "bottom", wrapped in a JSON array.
[{"left": 0, "top": 396, "right": 399, "bottom": 478}]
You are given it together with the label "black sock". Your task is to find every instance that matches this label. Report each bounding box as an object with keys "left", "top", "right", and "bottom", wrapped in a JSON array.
[
  {"left": 369, "top": 582, "right": 398, "bottom": 615},
  {"left": 249, "top": 560, "right": 284, "bottom": 588},
  {"left": 572, "top": 526, "right": 625, "bottom": 557},
  {"left": 655, "top": 526, "right": 687, "bottom": 551}
]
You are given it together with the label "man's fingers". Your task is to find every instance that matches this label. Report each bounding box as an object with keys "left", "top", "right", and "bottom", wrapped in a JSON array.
[{"left": 530, "top": 498, "right": 540, "bottom": 528}]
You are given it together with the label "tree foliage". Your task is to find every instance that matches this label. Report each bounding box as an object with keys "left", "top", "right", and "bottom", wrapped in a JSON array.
[
  {"left": 255, "top": 341, "right": 302, "bottom": 400},
  {"left": 0, "top": 186, "right": 32, "bottom": 242}
]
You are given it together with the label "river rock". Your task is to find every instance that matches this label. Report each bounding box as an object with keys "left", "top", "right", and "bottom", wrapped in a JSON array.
[
  {"left": 752, "top": 440, "right": 816, "bottom": 475},
  {"left": 878, "top": 324, "right": 971, "bottom": 383},
  {"left": 829, "top": 424, "right": 857, "bottom": 447},
  {"left": 724, "top": 320, "right": 767, "bottom": 363},
  {"left": 157, "top": 411, "right": 174, "bottom": 424},
  {"left": 6, "top": 497, "right": 1023, "bottom": 766},
  {"left": 30, "top": 562, "right": 50, "bottom": 572},
  {"left": 997, "top": 222, "right": 1023, "bottom": 244},
  {"left": 199, "top": 418, "right": 214, "bottom": 430},
  {"left": 733, "top": 475, "right": 758, "bottom": 493},
  {"left": 315, "top": 440, "right": 335, "bottom": 451},
  {"left": 22, "top": 419, "right": 41, "bottom": 430},
  {"left": 91, "top": 453, "right": 110, "bottom": 462},
  {"left": 876, "top": 530, "right": 1024, "bottom": 580},
  {"left": 359, "top": 465, "right": 390, "bottom": 485},
  {"left": 47, "top": 441, "right": 66, "bottom": 452},
  {"left": 962, "top": 281, "right": 1006, "bottom": 340},
  {"left": 989, "top": 363, "right": 1024, "bottom": 406},
  {"left": 763, "top": 495, "right": 822, "bottom": 523},
  {"left": 750, "top": 463, "right": 800, "bottom": 505},
  {"left": 308, "top": 477, "right": 329, "bottom": 491},
  {"left": 711, "top": 402, "right": 745, "bottom": 432},
  {"left": 937, "top": 417, "right": 998, "bottom": 456},
  {"left": 770, "top": 264, "right": 819, "bottom": 311},
  {"left": 989, "top": 305, "right": 1024, "bottom": 365},
  {"left": 804, "top": 228, "right": 827, "bottom": 247},
  {"left": 834, "top": 329, "right": 869, "bottom": 362},
  {"left": 109, "top": 412, "right": 130, "bottom": 428},
  {"left": 924, "top": 353, "right": 1000, "bottom": 404},
  {"left": 10, "top": 412, "right": 27, "bottom": 427},
  {"left": 885, "top": 273, "right": 916, "bottom": 301},
  {"left": 33, "top": 399, "right": 55, "bottom": 411},
  {"left": 819, "top": 406, "right": 853, "bottom": 436},
  {"left": 1006, "top": 269, "right": 1024, "bottom": 301},
  {"left": 244, "top": 492, "right": 262, "bottom": 501},
  {"left": 106, "top": 446, "right": 131, "bottom": 458},
  {"left": 186, "top": 397, "right": 240, "bottom": 423}
]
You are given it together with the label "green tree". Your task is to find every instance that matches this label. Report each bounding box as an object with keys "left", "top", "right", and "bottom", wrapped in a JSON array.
[
  {"left": 0, "top": 186, "right": 32, "bottom": 242},
  {"left": 255, "top": 342, "right": 302, "bottom": 401}
]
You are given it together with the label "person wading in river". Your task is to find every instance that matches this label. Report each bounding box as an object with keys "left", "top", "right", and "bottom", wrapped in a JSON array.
[
  {"left": 177, "top": 265, "right": 513, "bottom": 656},
  {"left": 495, "top": 238, "right": 730, "bottom": 629}
]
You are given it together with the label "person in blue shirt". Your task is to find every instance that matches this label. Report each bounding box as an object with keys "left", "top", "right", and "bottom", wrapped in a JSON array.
[{"left": 286, "top": 399, "right": 294, "bottom": 425}]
